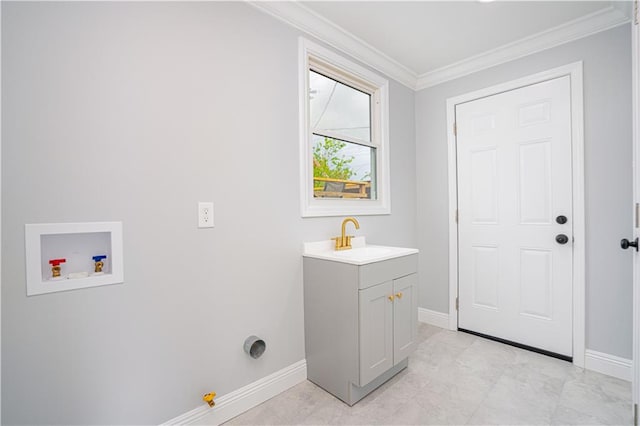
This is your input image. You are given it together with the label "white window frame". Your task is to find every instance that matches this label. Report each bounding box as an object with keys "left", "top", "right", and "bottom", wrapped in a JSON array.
[{"left": 299, "top": 37, "right": 390, "bottom": 217}]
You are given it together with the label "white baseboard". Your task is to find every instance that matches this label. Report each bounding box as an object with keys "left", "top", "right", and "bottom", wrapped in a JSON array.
[
  {"left": 162, "top": 360, "right": 307, "bottom": 426},
  {"left": 584, "top": 349, "right": 631, "bottom": 382},
  {"left": 418, "top": 307, "right": 450, "bottom": 329}
]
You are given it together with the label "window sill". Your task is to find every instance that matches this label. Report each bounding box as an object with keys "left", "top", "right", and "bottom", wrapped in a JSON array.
[{"left": 302, "top": 201, "right": 391, "bottom": 218}]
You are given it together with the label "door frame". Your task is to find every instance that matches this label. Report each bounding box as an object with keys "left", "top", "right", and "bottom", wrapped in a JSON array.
[
  {"left": 631, "top": 2, "right": 639, "bottom": 418},
  {"left": 445, "top": 62, "right": 586, "bottom": 368}
]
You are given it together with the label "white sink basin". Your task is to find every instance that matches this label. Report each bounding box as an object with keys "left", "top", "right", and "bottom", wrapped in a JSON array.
[
  {"left": 303, "top": 237, "right": 418, "bottom": 265},
  {"left": 332, "top": 246, "right": 394, "bottom": 259}
]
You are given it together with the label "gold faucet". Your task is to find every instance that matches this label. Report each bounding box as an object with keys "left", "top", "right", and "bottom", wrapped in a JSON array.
[{"left": 332, "top": 217, "right": 360, "bottom": 250}]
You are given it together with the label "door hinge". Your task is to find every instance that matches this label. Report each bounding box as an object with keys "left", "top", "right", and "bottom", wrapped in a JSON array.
[
  {"left": 635, "top": 203, "right": 639, "bottom": 229},
  {"left": 453, "top": 122, "right": 457, "bottom": 136},
  {"left": 455, "top": 297, "right": 459, "bottom": 311},
  {"left": 634, "top": 403, "right": 638, "bottom": 426},
  {"left": 455, "top": 209, "right": 459, "bottom": 223}
]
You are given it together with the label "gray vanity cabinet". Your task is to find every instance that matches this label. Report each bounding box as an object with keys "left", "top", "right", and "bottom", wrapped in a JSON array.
[
  {"left": 393, "top": 274, "right": 418, "bottom": 361},
  {"left": 359, "top": 280, "right": 393, "bottom": 385},
  {"left": 359, "top": 273, "right": 418, "bottom": 386},
  {"left": 303, "top": 253, "right": 418, "bottom": 406}
]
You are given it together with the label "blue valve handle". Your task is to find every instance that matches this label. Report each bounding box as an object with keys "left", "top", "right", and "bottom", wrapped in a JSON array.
[{"left": 92, "top": 255, "right": 107, "bottom": 262}]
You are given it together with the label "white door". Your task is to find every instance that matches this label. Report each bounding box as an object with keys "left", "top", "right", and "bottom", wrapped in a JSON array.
[{"left": 457, "top": 76, "right": 573, "bottom": 357}]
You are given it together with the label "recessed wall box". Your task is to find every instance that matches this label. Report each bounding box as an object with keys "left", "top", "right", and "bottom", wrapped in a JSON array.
[{"left": 25, "top": 222, "right": 124, "bottom": 296}]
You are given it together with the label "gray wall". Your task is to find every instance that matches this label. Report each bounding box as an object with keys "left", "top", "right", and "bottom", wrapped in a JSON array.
[
  {"left": 415, "top": 24, "right": 633, "bottom": 359},
  {"left": 1, "top": 2, "right": 416, "bottom": 424}
]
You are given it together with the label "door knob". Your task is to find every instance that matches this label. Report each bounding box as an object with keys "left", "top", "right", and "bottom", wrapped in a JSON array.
[
  {"left": 621, "top": 238, "right": 639, "bottom": 252},
  {"left": 556, "top": 215, "right": 568, "bottom": 224},
  {"left": 555, "top": 234, "right": 569, "bottom": 244}
]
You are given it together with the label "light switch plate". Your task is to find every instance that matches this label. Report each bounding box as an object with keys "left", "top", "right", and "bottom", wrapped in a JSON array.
[{"left": 198, "top": 202, "right": 214, "bottom": 228}]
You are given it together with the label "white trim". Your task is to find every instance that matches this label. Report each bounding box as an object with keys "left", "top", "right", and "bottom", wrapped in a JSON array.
[
  {"left": 162, "top": 360, "right": 307, "bottom": 426},
  {"left": 299, "top": 37, "right": 391, "bottom": 218},
  {"left": 447, "top": 100, "right": 459, "bottom": 332},
  {"left": 418, "top": 308, "right": 450, "bottom": 329},
  {"left": 248, "top": 1, "right": 629, "bottom": 92},
  {"left": 416, "top": 6, "right": 630, "bottom": 90},
  {"left": 631, "top": 3, "right": 639, "bottom": 409},
  {"left": 446, "top": 62, "right": 586, "bottom": 368},
  {"left": 415, "top": 6, "right": 629, "bottom": 90},
  {"left": 585, "top": 350, "right": 632, "bottom": 382},
  {"left": 1, "top": 0, "right": 3, "bottom": 418},
  {"left": 249, "top": 1, "right": 416, "bottom": 90}
]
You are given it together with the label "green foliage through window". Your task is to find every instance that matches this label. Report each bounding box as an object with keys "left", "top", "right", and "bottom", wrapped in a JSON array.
[{"left": 313, "top": 137, "right": 355, "bottom": 181}]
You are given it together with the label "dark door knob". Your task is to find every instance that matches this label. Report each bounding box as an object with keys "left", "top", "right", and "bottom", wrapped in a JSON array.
[
  {"left": 556, "top": 234, "right": 569, "bottom": 244},
  {"left": 556, "top": 215, "right": 568, "bottom": 224},
  {"left": 621, "top": 238, "right": 639, "bottom": 251}
]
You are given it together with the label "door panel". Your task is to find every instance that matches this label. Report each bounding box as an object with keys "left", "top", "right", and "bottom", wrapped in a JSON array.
[
  {"left": 472, "top": 246, "right": 499, "bottom": 310},
  {"left": 470, "top": 148, "right": 498, "bottom": 223},
  {"left": 393, "top": 274, "right": 417, "bottom": 362},
  {"left": 519, "top": 140, "right": 552, "bottom": 224},
  {"left": 518, "top": 100, "right": 551, "bottom": 126},
  {"left": 457, "top": 76, "right": 573, "bottom": 357},
  {"left": 519, "top": 248, "right": 553, "bottom": 320},
  {"left": 359, "top": 281, "right": 393, "bottom": 386}
]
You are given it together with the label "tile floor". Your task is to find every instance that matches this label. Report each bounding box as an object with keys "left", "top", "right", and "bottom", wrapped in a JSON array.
[{"left": 225, "top": 324, "right": 632, "bottom": 425}]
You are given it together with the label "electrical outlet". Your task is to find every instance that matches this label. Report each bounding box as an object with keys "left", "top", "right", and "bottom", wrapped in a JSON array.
[{"left": 198, "top": 202, "right": 214, "bottom": 228}]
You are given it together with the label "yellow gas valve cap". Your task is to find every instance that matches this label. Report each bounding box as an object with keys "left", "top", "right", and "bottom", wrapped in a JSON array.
[{"left": 203, "top": 392, "right": 216, "bottom": 407}]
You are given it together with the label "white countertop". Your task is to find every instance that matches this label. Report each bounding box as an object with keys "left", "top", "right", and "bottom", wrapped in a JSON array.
[{"left": 303, "top": 237, "right": 419, "bottom": 265}]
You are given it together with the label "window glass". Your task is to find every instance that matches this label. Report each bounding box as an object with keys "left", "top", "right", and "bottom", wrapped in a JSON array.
[
  {"left": 312, "top": 135, "right": 375, "bottom": 200},
  {"left": 309, "top": 70, "right": 371, "bottom": 142}
]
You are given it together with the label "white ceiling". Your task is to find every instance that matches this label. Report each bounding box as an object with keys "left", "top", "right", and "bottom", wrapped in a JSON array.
[
  {"left": 251, "top": 1, "right": 632, "bottom": 88},
  {"left": 301, "top": 1, "right": 627, "bottom": 75}
]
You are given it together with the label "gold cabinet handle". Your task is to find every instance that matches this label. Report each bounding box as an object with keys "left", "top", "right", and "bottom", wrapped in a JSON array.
[
  {"left": 388, "top": 295, "right": 394, "bottom": 301},
  {"left": 396, "top": 292, "right": 403, "bottom": 299}
]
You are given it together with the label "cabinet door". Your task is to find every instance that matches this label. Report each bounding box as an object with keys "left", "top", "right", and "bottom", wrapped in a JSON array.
[
  {"left": 359, "top": 280, "right": 394, "bottom": 386},
  {"left": 393, "top": 274, "right": 418, "bottom": 362}
]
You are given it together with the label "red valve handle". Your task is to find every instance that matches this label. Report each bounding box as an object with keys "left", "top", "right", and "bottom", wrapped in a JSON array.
[{"left": 48, "top": 258, "right": 66, "bottom": 266}]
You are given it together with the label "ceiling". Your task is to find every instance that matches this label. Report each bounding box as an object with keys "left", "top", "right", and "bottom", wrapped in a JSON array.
[
  {"left": 302, "top": 1, "right": 618, "bottom": 75},
  {"left": 253, "top": 1, "right": 632, "bottom": 89}
]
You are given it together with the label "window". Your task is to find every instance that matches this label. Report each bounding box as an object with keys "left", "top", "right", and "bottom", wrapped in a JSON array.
[{"left": 299, "top": 38, "right": 390, "bottom": 217}]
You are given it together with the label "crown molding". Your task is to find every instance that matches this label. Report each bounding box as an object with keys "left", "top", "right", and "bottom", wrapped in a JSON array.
[
  {"left": 249, "top": 2, "right": 630, "bottom": 93},
  {"left": 248, "top": 1, "right": 418, "bottom": 90},
  {"left": 415, "top": 5, "right": 631, "bottom": 90}
]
